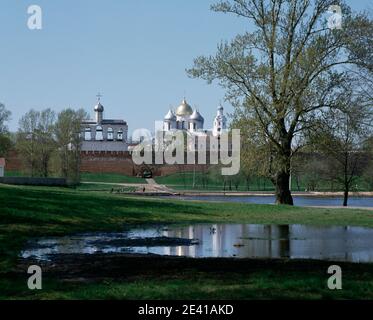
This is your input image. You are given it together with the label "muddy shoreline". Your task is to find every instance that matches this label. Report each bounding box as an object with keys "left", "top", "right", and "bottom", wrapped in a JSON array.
[
  {"left": 13, "top": 253, "right": 373, "bottom": 282},
  {"left": 89, "top": 236, "right": 199, "bottom": 247}
]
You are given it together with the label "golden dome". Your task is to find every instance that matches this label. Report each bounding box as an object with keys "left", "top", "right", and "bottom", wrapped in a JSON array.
[{"left": 176, "top": 98, "right": 193, "bottom": 116}]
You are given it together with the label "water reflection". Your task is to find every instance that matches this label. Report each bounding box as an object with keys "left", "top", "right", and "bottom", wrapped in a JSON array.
[{"left": 21, "top": 224, "right": 373, "bottom": 263}]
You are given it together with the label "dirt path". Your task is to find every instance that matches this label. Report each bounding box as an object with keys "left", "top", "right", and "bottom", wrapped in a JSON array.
[
  {"left": 81, "top": 179, "right": 175, "bottom": 194},
  {"left": 145, "top": 178, "right": 174, "bottom": 193}
]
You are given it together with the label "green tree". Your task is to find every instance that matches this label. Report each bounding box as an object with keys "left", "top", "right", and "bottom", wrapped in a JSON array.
[
  {"left": 188, "top": 0, "right": 373, "bottom": 204},
  {"left": 55, "top": 109, "right": 87, "bottom": 184},
  {"left": 310, "top": 101, "right": 370, "bottom": 206},
  {"left": 16, "top": 109, "right": 56, "bottom": 177},
  {"left": 236, "top": 115, "right": 273, "bottom": 190},
  {"left": 362, "top": 136, "right": 373, "bottom": 190},
  {"left": 0, "top": 103, "right": 12, "bottom": 157}
]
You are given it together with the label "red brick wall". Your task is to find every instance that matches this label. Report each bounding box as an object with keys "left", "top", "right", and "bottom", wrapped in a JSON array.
[
  {"left": 5, "top": 149, "right": 212, "bottom": 177},
  {"left": 80, "top": 151, "right": 135, "bottom": 175},
  {"left": 5, "top": 150, "right": 25, "bottom": 172}
]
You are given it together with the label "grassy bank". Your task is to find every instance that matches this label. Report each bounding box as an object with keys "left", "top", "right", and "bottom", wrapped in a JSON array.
[
  {"left": 5, "top": 170, "right": 146, "bottom": 184},
  {"left": 1, "top": 184, "right": 373, "bottom": 299},
  {"left": 155, "top": 171, "right": 372, "bottom": 192},
  {"left": 75, "top": 183, "right": 137, "bottom": 192},
  {"left": 3, "top": 261, "right": 373, "bottom": 300},
  {"left": 80, "top": 172, "right": 145, "bottom": 184}
]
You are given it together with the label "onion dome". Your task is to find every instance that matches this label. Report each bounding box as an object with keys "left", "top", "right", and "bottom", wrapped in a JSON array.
[
  {"left": 164, "top": 109, "right": 176, "bottom": 121},
  {"left": 94, "top": 102, "right": 104, "bottom": 112},
  {"left": 190, "top": 109, "right": 204, "bottom": 122},
  {"left": 176, "top": 98, "right": 193, "bottom": 116}
]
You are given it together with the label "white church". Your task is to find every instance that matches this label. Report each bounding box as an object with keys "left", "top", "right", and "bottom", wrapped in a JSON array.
[
  {"left": 163, "top": 98, "right": 227, "bottom": 136},
  {"left": 80, "top": 96, "right": 228, "bottom": 153}
]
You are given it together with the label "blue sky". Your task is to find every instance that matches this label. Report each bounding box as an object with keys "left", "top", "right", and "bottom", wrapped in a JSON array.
[{"left": 0, "top": 0, "right": 371, "bottom": 134}]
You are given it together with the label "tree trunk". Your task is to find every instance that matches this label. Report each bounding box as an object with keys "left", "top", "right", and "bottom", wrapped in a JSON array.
[
  {"left": 343, "top": 189, "right": 349, "bottom": 207},
  {"left": 274, "top": 170, "right": 294, "bottom": 205},
  {"left": 296, "top": 176, "right": 300, "bottom": 191},
  {"left": 272, "top": 138, "right": 293, "bottom": 205},
  {"left": 246, "top": 176, "right": 250, "bottom": 191}
]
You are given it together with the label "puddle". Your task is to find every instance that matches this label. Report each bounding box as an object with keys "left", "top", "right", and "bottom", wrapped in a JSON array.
[{"left": 21, "top": 224, "right": 373, "bottom": 263}]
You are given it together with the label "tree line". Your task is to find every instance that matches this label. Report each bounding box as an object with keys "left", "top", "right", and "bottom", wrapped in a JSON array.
[{"left": 0, "top": 106, "right": 87, "bottom": 184}]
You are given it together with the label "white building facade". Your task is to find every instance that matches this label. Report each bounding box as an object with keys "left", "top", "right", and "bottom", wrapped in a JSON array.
[{"left": 81, "top": 98, "right": 128, "bottom": 152}]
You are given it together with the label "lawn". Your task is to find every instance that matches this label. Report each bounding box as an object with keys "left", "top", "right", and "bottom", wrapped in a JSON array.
[
  {"left": 3, "top": 265, "right": 373, "bottom": 300},
  {"left": 5, "top": 170, "right": 146, "bottom": 184},
  {"left": 75, "top": 183, "right": 137, "bottom": 192},
  {"left": 1, "top": 184, "right": 373, "bottom": 299},
  {"left": 155, "top": 171, "right": 372, "bottom": 192},
  {"left": 80, "top": 172, "right": 145, "bottom": 184}
]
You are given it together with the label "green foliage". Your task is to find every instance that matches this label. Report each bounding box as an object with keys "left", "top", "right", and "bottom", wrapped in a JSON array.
[
  {"left": 55, "top": 108, "right": 88, "bottom": 184},
  {"left": 0, "top": 134, "right": 12, "bottom": 158},
  {"left": 156, "top": 169, "right": 373, "bottom": 192},
  {"left": 14, "top": 107, "right": 89, "bottom": 183},
  {"left": 0, "top": 103, "right": 12, "bottom": 157},
  {"left": 0, "top": 103, "right": 11, "bottom": 134},
  {"left": 16, "top": 109, "right": 56, "bottom": 177}
]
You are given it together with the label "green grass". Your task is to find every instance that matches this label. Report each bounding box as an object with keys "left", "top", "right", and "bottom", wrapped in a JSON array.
[
  {"left": 155, "top": 171, "right": 373, "bottom": 192},
  {"left": 4, "top": 170, "right": 146, "bottom": 184},
  {"left": 1, "top": 184, "right": 373, "bottom": 299},
  {"left": 3, "top": 268, "right": 373, "bottom": 300},
  {"left": 4, "top": 170, "right": 27, "bottom": 177},
  {"left": 75, "top": 183, "right": 137, "bottom": 192},
  {"left": 80, "top": 172, "right": 145, "bottom": 184},
  {"left": 155, "top": 171, "right": 273, "bottom": 191}
]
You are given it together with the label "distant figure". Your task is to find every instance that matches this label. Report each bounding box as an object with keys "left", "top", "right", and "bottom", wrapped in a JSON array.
[{"left": 142, "top": 186, "right": 146, "bottom": 192}]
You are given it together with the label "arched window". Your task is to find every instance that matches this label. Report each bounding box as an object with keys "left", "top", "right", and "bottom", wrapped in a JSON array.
[
  {"left": 84, "top": 127, "right": 91, "bottom": 141},
  {"left": 107, "top": 127, "right": 114, "bottom": 141},
  {"left": 117, "top": 129, "right": 123, "bottom": 141},
  {"left": 95, "top": 126, "right": 103, "bottom": 141}
]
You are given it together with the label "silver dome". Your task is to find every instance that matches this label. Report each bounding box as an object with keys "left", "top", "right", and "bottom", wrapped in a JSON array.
[
  {"left": 164, "top": 109, "right": 176, "bottom": 121},
  {"left": 94, "top": 102, "right": 104, "bottom": 112},
  {"left": 190, "top": 109, "right": 204, "bottom": 121}
]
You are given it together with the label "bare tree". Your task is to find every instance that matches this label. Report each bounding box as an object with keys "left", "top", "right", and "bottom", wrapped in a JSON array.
[{"left": 188, "top": 0, "right": 373, "bottom": 204}]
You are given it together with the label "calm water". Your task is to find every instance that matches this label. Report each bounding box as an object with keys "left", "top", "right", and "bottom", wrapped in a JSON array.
[
  {"left": 175, "top": 195, "right": 373, "bottom": 207},
  {"left": 22, "top": 224, "right": 373, "bottom": 263}
]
